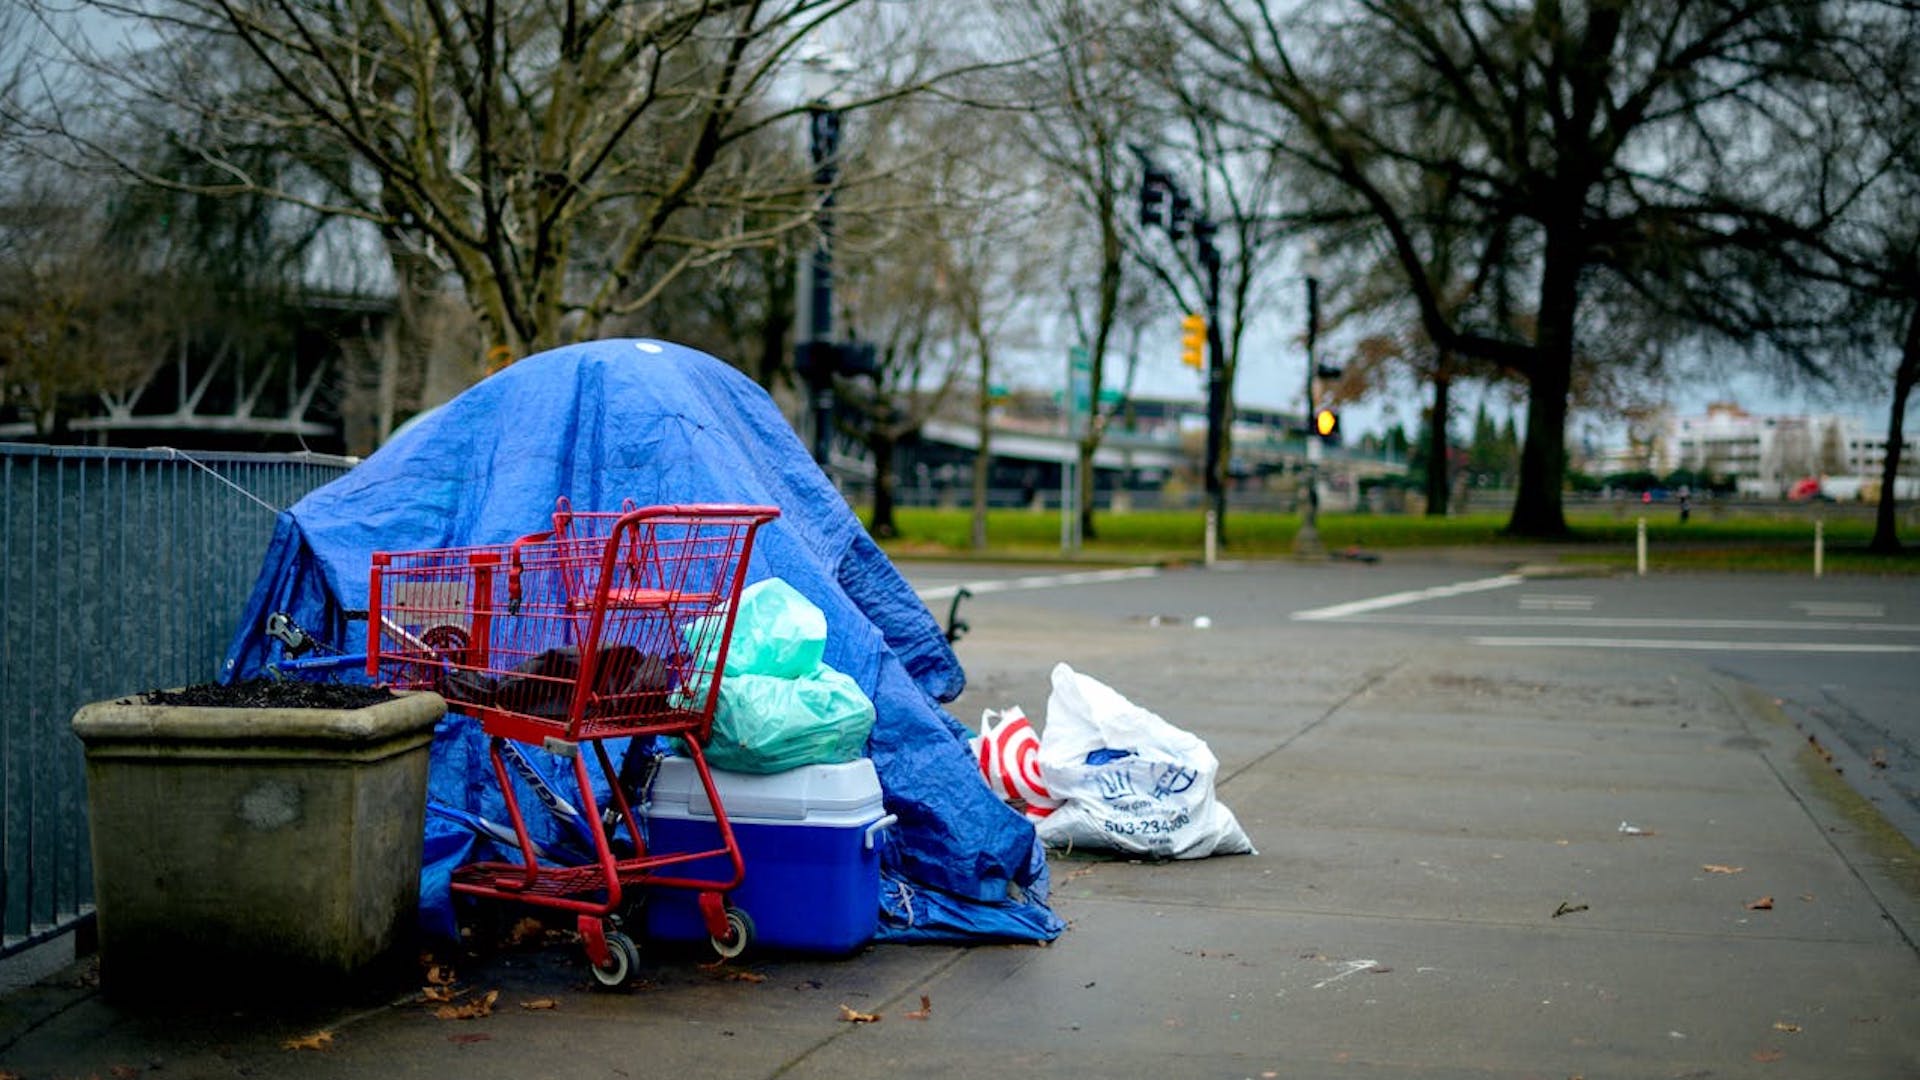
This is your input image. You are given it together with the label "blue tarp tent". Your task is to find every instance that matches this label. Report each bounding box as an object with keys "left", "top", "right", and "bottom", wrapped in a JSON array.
[{"left": 223, "top": 339, "right": 1062, "bottom": 944}]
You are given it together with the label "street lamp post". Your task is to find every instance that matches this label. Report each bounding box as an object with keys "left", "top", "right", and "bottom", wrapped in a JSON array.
[
  {"left": 1197, "top": 223, "right": 1226, "bottom": 540},
  {"left": 1292, "top": 250, "right": 1325, "bottom": 557},
  {"left": 800, "top": 100, "right": 841, "bottom": 470}
]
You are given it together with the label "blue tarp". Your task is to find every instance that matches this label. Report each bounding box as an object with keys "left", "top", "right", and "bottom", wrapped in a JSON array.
[{"left": 222, "top": 339, "right": 1062, "bottom": 944}]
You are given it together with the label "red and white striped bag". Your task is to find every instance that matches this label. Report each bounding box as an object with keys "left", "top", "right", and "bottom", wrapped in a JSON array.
[{"left": 970, "top": 707, "right": 1062, "bottom": 819}]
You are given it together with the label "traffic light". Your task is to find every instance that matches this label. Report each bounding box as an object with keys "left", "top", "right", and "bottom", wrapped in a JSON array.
[
  {"left": 1179, "top": 313, "right": 1207, "bottom": 369},
  {"left": 1138, "top": 170, "right": 1169, "bottom": 228},
  {"left": 1168, "top": 191, "right": 1193, "bottom": 240},
  {"left": 1313, "top": 406, "right": 1340, "bottom": 441}
]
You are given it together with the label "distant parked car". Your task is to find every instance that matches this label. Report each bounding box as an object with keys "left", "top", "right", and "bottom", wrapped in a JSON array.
[{"left": 1787, "top": 477, "right": 1833, "bottom": 502}]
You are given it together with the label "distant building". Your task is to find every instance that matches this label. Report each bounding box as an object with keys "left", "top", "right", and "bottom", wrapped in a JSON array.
[{"left": 1664, "top": 402, "right": 1917, "bottom": 498}]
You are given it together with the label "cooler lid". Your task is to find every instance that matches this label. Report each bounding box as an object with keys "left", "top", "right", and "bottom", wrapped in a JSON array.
[{"left": 650, "top": 755, "right": 883, "bottom": 822}]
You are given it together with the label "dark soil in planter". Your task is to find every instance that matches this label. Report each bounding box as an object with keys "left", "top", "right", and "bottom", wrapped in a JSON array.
[{"left": 140, "top": 679, "right": 399, "bottom": 710}]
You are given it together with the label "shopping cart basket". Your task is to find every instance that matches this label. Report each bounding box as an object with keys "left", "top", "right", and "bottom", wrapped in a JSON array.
[{"left": 368, "top": 502, "right": 780, "bottom": 985}]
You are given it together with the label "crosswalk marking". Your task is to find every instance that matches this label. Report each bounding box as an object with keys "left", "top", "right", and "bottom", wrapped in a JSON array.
[
  {"left": 1470, "top": 636, "right": 1920, "bottom": 653},
  {"left": 915, "top": 566, "right": 1160, "bottom": 602},
  {"left": 1519, "top": 594, "right": 1596, "bottom": 611},
  {"left": 1339, "top": 614, "right": 1920, "bottom": 633},
  {"left": 1291, "top": 574, "right": 1525, "bottom": 621},
  {"left": 1791, "top": 601, "right": 1886, "bottom": 618}
]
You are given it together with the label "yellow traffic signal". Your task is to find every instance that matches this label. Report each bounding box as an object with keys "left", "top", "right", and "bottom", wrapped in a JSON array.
[
  {"left": 1314, "top": 406, "right": 1339, "bottom": 439},
  {"left": 1179, "top": 313, "right": 1207, "bottom": 369}
]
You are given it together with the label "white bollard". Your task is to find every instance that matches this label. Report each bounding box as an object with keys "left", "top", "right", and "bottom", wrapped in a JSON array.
[
  {"left": 1204, "top": 509, "right": 1218, "bottom": 567},
  {"left": 1814, "top": 519, "right": 1824, "bottom": 578},
  {"left": 1636, "top": 517, "right": 1647, "bottom": 577}
]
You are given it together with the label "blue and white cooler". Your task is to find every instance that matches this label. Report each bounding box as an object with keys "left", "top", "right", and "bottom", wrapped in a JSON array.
[{"left": 641, "top": 756, "right": 895, "bottom": 954}]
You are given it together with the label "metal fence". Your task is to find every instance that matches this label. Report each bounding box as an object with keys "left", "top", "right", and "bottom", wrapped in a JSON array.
[{"left": 0, "top": 445, "right": 355, "bottom": 959}]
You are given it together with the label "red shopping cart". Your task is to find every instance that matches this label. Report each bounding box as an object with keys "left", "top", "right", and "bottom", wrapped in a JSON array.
[{"left": 368, "top": 502, "right": 780, "bottom": 986}]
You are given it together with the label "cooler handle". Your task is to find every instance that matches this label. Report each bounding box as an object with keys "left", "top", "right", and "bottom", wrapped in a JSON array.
[{"left": 864, "top": 814, "right": 899, "bottom": 851}]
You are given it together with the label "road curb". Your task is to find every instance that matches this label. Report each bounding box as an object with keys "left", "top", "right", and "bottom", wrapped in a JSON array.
[
  {"left": 1513, "top": 562, "right": 1618, "bottom": 579},
  {"left": 1723, "top": 679, "right": 1920, "bottom": 956}
]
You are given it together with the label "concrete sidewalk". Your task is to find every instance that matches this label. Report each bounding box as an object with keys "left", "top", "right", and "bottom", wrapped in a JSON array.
[{"left": 4, "top": 573, "right": 1918, "bottom": 1079}]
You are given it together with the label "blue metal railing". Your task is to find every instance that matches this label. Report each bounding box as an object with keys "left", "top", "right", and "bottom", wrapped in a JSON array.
[{"left": 0, "top": 445, "right": 354, "bottom": 960}]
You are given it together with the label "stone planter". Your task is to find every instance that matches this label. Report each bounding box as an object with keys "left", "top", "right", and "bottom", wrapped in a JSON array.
[{"left": 70, "top": 688, "right": 445, "bottom": 1001}]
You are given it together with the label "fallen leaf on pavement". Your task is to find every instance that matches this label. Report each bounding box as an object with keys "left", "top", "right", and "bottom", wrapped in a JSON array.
[
  {"left": 111, "top": 1065, "right": 141, "bottom": 1079},
  {"left": 507, "top": 917, "right": 546, "bottom": 945},
  {"left": 708, "top": 968, "right": 766, "bottom": 983},
  {"left": 837, "top": 1004, "right": 881, "bottom": 1023},
  {"left": 1869, "top": 747, "right": 1887, "bottom": 769},
  {"left": 282, "top": 1030, "right": 334, "bottom": 1052},
  {"left": 1752, "top": 1047, "right": 1785, "bottom": 1063},
  {"left": 425, "top": 964, "right": 457, "bottom": 986},
  {"left": 421, "top": 985, "right": 462, "bottom": 1003},
  {"left": 1773, "top": 1021, "right": 1801, "bottom": 1033},
  {"left": 905, "top": 994, "right": 932, "bottom": 1020},
  {"left": 1808, "top": 735, "right": 1834, "bottom": 765},
  {"left": 1702, "top": 864, "right": 1744, "bottom": 875},
  {"left": 520, "top": 998, "right": 559, "bottom": 1010},
  {"left": 448, "top": 1033, "right": 491, "bottom": 1045},
  {"left": 435, "top": 989, "right": 499, "bottom": 1020},
  {"left": 1746, "top": 896, "right": 1775, "bottom": 911}
]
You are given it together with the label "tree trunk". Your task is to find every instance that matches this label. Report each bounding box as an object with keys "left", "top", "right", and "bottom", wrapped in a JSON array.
[
  {"left": 1508, "top": 236, "right": 1579, "bottom": 538},
  {"left": 868, "top": 429, "right": 899, "bottom": 540},
  {"left": 1426, "top": 366, "right": 1452, "bottom": 516},
  {"left": 1075, "top": 436, "right": 1096, "bottom": 542},
  {"left": 1868, "top": 299, "right": 1919, "bottom": 554},
  {"left": 754, "top": 252, "right": 795, "bottom": 390},
  {"left": 971, "top": 341, "right": 993, "bottom": 551},
  {"left": 1078, "top": 186, "right": 1124, "bottom": 545}
]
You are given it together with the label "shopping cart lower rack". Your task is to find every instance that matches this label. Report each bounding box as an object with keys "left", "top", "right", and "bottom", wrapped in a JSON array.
[{"left": 368, "top": 502, "right": 780, "bottom": 986}]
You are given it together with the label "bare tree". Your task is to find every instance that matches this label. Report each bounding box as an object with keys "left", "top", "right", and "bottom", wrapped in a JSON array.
[
  {"left": 986, "top": 0, "right": 1154, "bottom": 542},
  {"left": 1661, "top": 0, "right": 1918, "bottom": 550},
  {"left": 831, "top": 77, "right": 1052, "bottom": 540},
  {"left": 29, "top": 0, "right": 913, "bottom": 362},
  {"left": 1176, "top": 0, "right": 1837, "bottom": 538},
  {"left": 1807, "top": 2, "right": 1920, "bottom": 553},
  {"left": 0, "top": 177, "right": 162, "bottom": 437},
  {"left": 1123, "top": 20, "right": 1302, "bottom": 541}
]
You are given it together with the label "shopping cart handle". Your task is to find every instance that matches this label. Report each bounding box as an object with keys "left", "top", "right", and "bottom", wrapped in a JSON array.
[{"left": 864, "top": 814, "right": 899, "bottom": 852}]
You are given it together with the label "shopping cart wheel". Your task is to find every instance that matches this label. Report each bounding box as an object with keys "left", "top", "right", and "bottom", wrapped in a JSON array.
[
  {"left": 590, "top": 930, "right": 642, "bottom": 989},
  {"left": 710, "top": 906, "right": 754, "bottom": 960}
]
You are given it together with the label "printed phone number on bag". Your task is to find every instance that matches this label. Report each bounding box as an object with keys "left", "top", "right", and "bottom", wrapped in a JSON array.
[{"left": 1101, "top": 811, "right": 1192, "bottom": 838}]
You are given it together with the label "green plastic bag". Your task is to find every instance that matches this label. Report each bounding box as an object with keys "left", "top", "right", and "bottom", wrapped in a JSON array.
[
  {"left": 687, "top": 578, "right": 826, "bottom": 679},
  {"left": 675, "top": 578, "right": 876, "bottom": 773},
  {"left": 699, "top": 664, "right": 876, "bottom": 774}
]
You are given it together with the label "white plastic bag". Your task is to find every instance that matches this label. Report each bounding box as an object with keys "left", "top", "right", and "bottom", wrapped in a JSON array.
[{"left": 1033, "top": 663, "right": 1254, "bottom": 858}]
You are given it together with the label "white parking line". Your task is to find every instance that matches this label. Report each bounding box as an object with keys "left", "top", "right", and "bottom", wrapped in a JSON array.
[
  {"left": 916, "top": 566, "right": 1161, "bottom": 602},
  {"left": 1291, "top": 574, "right": 1525, "bottom": 621},
  {"left": 1470, "top": 636, "right": 1920, "bottom": 653},
  {"left": 1344, "top": 614, "right": 1920, "bottom": 633},
  {"left": 1791, "top": 601, "right": 1887, "bottom": 618},
  {"left": 1518, "top": 594, "right": 1596, "bottom": 611}
]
